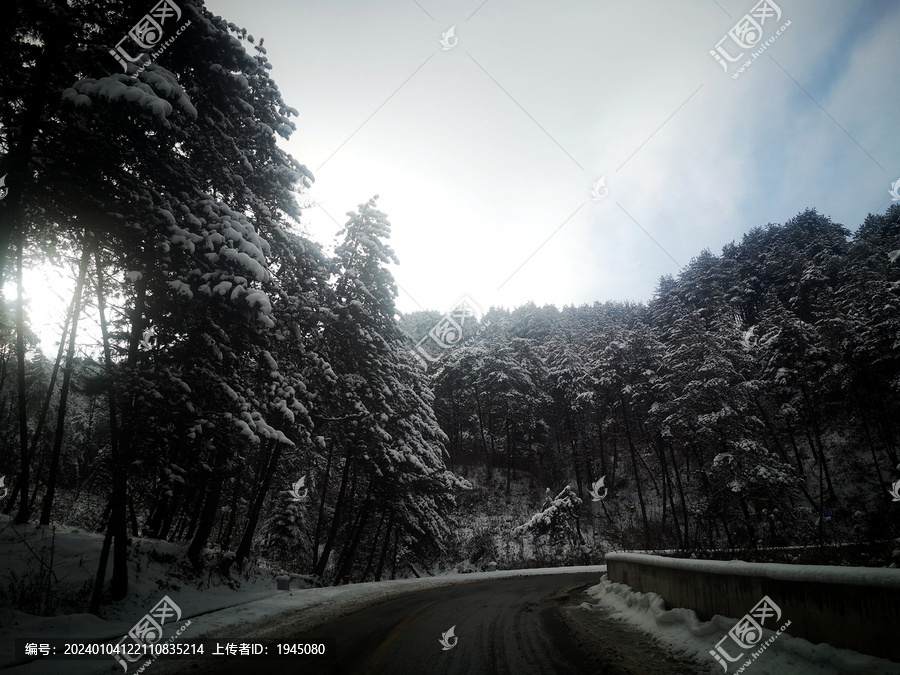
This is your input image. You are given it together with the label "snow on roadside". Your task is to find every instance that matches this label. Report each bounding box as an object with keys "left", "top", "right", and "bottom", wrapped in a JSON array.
[
  {"left": 2, "top": 532, "right": 606, "bottom": 675},
  {"left": 581, "top": 576, "right": 900, "bottom": 675},
  {"left": 0, "top": 516, "right": 312, "bottom": 673}
]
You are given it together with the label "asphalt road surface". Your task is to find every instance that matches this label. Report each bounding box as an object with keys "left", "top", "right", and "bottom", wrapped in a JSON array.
[{"left": 165, "top": 573, "right": 706, "bottom": 675}]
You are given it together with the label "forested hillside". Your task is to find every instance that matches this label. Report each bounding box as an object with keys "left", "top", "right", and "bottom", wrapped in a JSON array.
[
  {"left": 1, "top": 0, "right": 899, "bottom": 620},
  {"left": 410, "top": 207, "right": 900, "bottom": 564}
]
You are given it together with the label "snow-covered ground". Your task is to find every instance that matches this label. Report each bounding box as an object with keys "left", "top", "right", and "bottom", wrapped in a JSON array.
[
  {"left": 580, "top": 576, "right": 900, "bottom": 675},
  {"left": 3, "top": 554, "right": 605, "bottom": 674},
  {"left": 4, "top": 516, "right": 899, "bottom": 674},
  {"left": 0, "top": 516, "right": 298, "bottom": 673}
]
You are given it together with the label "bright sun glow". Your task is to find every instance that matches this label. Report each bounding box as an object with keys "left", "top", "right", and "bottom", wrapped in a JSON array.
[{"left": 5, "top": 263, "right": 85, "bottom": 357}]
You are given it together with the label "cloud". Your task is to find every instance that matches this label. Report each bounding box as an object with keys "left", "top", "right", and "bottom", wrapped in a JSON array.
[{"left": 209, "top": 0, "right": 896, "bottom": 314}]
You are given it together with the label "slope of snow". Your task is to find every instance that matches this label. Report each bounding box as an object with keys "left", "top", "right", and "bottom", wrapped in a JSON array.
[
  {"left": 0, "top": 516, "right": 311, "bottom": 672},
  {"left": 0, "top": 514, "right": 606, "bottom": 673},
  {"left": 581, "top": 576, "right": 900, "bottom": 675}
]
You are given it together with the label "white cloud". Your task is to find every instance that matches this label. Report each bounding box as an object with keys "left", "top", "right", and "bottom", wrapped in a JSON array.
[{"left": 210, "top": 0, "right": 897, "bottom": 314}]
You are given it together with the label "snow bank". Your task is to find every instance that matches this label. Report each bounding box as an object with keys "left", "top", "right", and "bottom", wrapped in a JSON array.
[{"left": 582, "top": 576, "right": 900, "bottom": 675}]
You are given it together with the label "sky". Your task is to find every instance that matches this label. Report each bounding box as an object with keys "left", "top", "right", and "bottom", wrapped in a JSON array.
[
  {"left": 13, "top": 0, "right": 900, "bottom": 353},
  {"left": 198, "top": 0, "right": 899, "bottom": 318}
]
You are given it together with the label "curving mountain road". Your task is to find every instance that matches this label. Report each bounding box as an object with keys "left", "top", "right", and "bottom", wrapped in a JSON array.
[{"left": 163, "top": 572, "right": 705, "bottom": 674}]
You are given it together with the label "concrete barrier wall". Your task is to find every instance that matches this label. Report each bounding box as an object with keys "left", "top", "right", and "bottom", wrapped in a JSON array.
[{"left": 605, "top": 552, "right": 900, "bottom": 662}]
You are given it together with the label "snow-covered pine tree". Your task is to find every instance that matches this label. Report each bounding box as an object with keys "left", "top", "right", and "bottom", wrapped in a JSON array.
[
  {"left": 2, "top": 0, "right": 325, "bottom": 600},
  {"left": 310, "top": 198, "right": 469, "bottom": 582}
]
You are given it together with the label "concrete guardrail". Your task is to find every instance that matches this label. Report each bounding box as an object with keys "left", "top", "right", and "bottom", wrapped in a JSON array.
[{"left": 605, "top": 552, "right": 900, "bottom": 662}]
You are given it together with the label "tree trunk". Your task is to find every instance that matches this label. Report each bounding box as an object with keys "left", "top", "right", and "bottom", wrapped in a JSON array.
[
  {"left": 361, "top": 508, "right": 387, "bottom": 581},
  {"left": 159, "top": 492, "right": 181, "bottom": 540},
  {"left": 128, "top": 490, "right": 139, "bottom": 536},
  {"left": 597, "top": 414, "right": 607, "bottom": 478},
  {"left": 144, "top": 491, "right": 168, "bottom": 539},
  {"left": 234, "top": 439, "right": 282, "bottom": 568},
  {"left": 565, "top": 408, "right": 584, "bottom": 497},
  {"left": 570, "top": 436, "right": 583, "bottom": 498},
  {"left": 334, "top": 498, "right": 372, "bottom": 584},
  {"left": 40, "top": 244, "right": 91, "bottom": 525},
  {"left": 487, "top": 407, "right": 497, "bottom": 478},
  {"left": 187, "top": 469, "right": 224, "bottom": 570},
  {"left": 93, "top": 248, "right": 128, "bottom": 600},
  {"left": 584, "top": 419, "right": 597, "bottom": 495},
  {"left": 390, "top": 528, "right": 399, "bottom": 580},
  {"left": 669, "top": 442, "right": 690, "bottom": 546},
  {"left": 180, "top": 479, "right": 206, "bottom": 541},
  {"left": 374, "top": 511, "right": 395, "bottom": 582},
  {"left": 505, "top": 415, "right": 512, "bottom": 495},
  {"left": 655, "top": 440, "right": 669, "bottom": 534},
  {"left": 313, "top": 450, "right": 354, "bottom": 577},
  {"left": 619, "top": 391, "right": 649, "bottom": 539},
  {"left": 14, "top": 233, "right": 30, "bottom": 525},
  {"left": 473, "top": 386, "right": 492, "bottom": 480},
  {"left": 867, "top": 393, "right": 898, "bottom": 466},
  {"left": 89, "top": 500, "right": 114, "bottom": 615},
  {"left": 801, "top": 385, "right": 836, "bottom": 502},
  {"left": 219, "top": 479, "right": 241, "bottom": 550},
  {"left": 610, "top": 433, "right": 619, "bottom": 488},
  {"left": 312, "top": 439, "right": 334, "bottom": 569},
  {"left": 26, "top": 265, "right": 77, "bottom": 514}
]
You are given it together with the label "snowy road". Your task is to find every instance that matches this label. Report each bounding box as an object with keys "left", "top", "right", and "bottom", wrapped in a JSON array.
[{"left": 161, "top": 572, "right": 706, "bottom": 675}]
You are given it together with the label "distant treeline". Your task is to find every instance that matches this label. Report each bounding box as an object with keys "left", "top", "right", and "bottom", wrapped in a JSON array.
[{"left": 410, "top": 207, "right": 900, "bottom": 555}]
